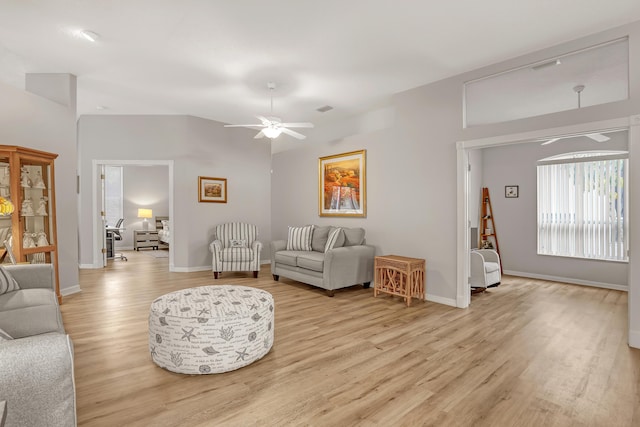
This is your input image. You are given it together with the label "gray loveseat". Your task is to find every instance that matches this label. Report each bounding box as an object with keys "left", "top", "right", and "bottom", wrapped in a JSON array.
[
  {"left": 0, "top": 264, "right": 76, "bottom": 427},
  {"left": 271, "top": 225, "right": 375, "bottom": 296}
]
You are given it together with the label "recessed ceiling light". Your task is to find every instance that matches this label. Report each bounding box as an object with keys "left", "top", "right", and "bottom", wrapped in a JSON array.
[
  {"left": 78, "top": 30, "right": 100, "bottom": 43},
  {"left": 96, "top": 105, "right": 108, "bottom": 110}
]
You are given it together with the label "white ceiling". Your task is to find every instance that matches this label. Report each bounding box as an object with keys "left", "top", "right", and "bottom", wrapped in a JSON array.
[{"left": 1, "top": 1, "right": 640, "bottom": 139}]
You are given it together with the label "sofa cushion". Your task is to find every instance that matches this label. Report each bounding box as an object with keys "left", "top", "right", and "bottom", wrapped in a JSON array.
[
  {"left": 0, "top": 288, "right": 58, "bottom": 311},
  {"left": 311, "top": 226, "right": 330, "bottom": 252},
  {"left": 343, "top": 227, "right": 365, "bottom": 246},
  {"left": 0, "top": 266, "right": 19, "bottom": 295},
  {"left": 220, "top": 247, "right": 253, "bottom": 262},
  {"left": 325, "top": 227, "right": 343, "bottom": 252},
  {"left": 327, "top": 226, "right": 345, "bottom": 249},
  {"left": 0, "top": 327, "right": 11, "bottom": 341},
  {"left": 275, "top": 250, "right": 306, "bottom": 268},
  {"left": 0, "top": 304, "right": 65, "bottom": 338},
  {"left": 296, "top": 252, "right": 325, "bottom": 272},
  {"left": 287, "top": 225, "right": 314, "bottom": 251}
]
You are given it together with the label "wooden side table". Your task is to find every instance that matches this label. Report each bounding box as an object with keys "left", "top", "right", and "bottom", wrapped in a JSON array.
[{"left": 374, "top": 255, "right": 425, "bottom": 306}]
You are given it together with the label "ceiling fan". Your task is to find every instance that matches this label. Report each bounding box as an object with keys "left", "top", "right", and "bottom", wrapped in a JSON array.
[
  {"left": 224, "top": 82, "right": 314, "bottom": 140},
  {"left": 541, "top": 84, "right": 610, "bottom": 145}
]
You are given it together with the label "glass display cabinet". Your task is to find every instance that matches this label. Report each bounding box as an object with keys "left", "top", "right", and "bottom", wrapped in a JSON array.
[{"left": 0, "top": 146, "right": 59, "bottom": 302}]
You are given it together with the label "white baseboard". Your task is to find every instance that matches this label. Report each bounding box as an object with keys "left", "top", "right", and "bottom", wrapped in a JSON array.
[
  {"left": 79, "top": 263, "right": 102, "bottom": 269},
  {"left": 503, "top": 270, "right": 628, "bottom": 292},
  {"left": 171, "top": 266, "right": 211, "bottom": 273},
  {"left": 629, "top": 329, "right": 640, "bottom": 349},
  {"left": 426, "top": 293, "right": 457, "bottom": 307},
  {"left": 61, "top": 285, "right": 81, "bottom": 296}
]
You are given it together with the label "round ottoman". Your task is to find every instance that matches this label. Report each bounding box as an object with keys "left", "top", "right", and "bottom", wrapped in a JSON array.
[{"left": 148, "top": 285, "right": 274, "bottom": 374}]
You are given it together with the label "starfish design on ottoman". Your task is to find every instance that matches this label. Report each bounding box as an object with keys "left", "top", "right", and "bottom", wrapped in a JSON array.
[{"left": 149, "top": 285, "right": 274, "bottom": 374}]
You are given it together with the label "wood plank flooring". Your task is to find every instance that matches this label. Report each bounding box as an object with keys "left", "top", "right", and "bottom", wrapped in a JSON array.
[{"left": 62, "top": 250, "right": 640, "bottom": 426}]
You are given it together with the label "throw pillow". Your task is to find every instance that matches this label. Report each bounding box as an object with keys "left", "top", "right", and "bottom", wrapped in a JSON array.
[
  {"left": 161, "top": 220, "right": 170, "bottom": 231},
  {"left": 229, "top": 239, "right": 247, "bottom": 248},
  {"left": 286, "top": 225, "right": 314, "bottom": 251},
  {"left": 0, "top": 265, "right": 19, "bottom": 295},
  {"left": 0, "top": 327, "right": 12, "bottom": 341},
  {"left": 324, "top": 227, "right": 343, "bottom": 252},
  {"left": 343, "top": 227, "right": 366, "bottom": 246},
  {"left": 311, "top": 226, "right": 330, "bottom": 252}
]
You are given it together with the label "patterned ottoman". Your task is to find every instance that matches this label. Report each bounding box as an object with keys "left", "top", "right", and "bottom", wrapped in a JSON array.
[{"left": 149, "top": 285, "right": 274, "bottom": 374}]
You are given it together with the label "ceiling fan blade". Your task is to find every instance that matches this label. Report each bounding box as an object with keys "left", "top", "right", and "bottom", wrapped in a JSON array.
[
  {"left": 279, "top": 122, "right": 314, "bottom": 128},
  {"left": 281, "top": 127, "right": 306, "bottom": 140},
  {"left": 541, "top": 138, "right": 560, "bottom": 146},
  {"left": 585, "top": 133, "right": 610, "bottom": 142},
  {"left": 254, "top": 130, "right": 266, "bottom": 139},
  {"left": 255, "top": 115, "right": 272, "bottom": 125},
  {"left": 224, "top": 124, "right": 264, "bottom": 128}
]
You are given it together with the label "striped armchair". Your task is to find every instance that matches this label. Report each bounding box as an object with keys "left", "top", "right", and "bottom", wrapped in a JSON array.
[{"left": 209, "top": 223, "right": 262, "bottom": 279}]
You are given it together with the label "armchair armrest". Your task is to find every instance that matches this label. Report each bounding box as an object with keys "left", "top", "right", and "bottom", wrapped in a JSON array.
[
  {"left": 324, "top": 245, "right": 375, "bottom": 290},
  {"left": 0, "top": 334, "right": 76, "bottom": 427},
  {"left": 209, "top": 239, "right": 222, "bottom": 253},
  {"left": 3, "top": 264, "right": 54, "bottom": 291},
  {"left": 474, "top": 249, "right": 500, "bottom": 263}
]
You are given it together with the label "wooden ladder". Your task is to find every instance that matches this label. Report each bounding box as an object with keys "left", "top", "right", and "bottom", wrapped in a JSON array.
[{"left": 479, "top": 187, "right": 502, "bottom": 272}]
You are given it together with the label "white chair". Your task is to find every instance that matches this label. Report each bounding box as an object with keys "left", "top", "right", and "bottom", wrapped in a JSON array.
[{"left": 470, "top": 249, "right": 501, "bottom": 289}]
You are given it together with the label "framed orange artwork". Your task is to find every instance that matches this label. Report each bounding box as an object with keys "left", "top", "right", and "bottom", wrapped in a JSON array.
[
  {"left": 318, "top": 150, "right": 366, "bottom": 217},
  {"left": 198, "top": 176, "right": 227, "bottom": 203}
]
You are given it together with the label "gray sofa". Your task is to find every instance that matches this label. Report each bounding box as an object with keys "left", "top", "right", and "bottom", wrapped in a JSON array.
[
  {"left": 0, "top": 264, "right": 76, "bottom": 427},
  {"left": 271, "top": 226, "right": 375, "bottom": 296}
]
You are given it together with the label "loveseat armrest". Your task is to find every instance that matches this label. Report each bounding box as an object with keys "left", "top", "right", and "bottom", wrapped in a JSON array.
[
  {"left": 4, "top": 264, "right": 55, "bottom": 291},
  {"left": 270, "top": 240, "right": 286, "bottom": 274},
  {"left": 324, "top": 245, "right": 375, "bottom": 290},
  {"left": 0, "top": 333, "right": 76, "bottom": 426}
]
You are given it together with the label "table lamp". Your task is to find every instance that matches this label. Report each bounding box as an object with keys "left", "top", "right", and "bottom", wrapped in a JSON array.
[{"left": 138, "top": 208, "right": 153, "bottom": 230}]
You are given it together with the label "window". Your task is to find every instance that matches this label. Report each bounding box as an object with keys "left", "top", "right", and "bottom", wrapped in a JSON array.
[
  {"left": 537, "top": 151, "right": 628, "bottom": 261},
  {"left": 104, "top": 166, "right": 123, "bottom": 228}
]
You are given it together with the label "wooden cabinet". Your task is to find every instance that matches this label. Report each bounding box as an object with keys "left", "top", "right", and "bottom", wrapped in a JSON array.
[
  {"left": 134, "top": 230, "right": 160, "bottom": 250},
  {"left": 0, "top": 146, "right": 60, "bottom": 302}
]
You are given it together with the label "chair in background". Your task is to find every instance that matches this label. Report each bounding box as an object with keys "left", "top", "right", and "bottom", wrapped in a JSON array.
[
  {"left": 209, "top": 223, "right": 262, "bottom": 279},
  {"left": 112, "top": 218, "right": 127, "bottom": 261},
  {"left": 470, "top": 249, "right": 501, "bottom": 289}
]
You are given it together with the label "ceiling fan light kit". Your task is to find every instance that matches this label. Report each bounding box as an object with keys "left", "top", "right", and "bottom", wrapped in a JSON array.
[{"left": 224, "top": 82, "right": 314, "bottom": 140}]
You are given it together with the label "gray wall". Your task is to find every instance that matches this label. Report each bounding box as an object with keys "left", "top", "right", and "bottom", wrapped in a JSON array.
[
  {"left": 272, "top": 22, "right": 640, "bottom": 306},
  {"left": 78, "top": 115, "right": 271, "bottom": 271},
  {"left": 0, "top": 76, "right": 79, "bottom": 295},
  {"left": 481, "top": 132, "right": 628, "bottom": 287}
]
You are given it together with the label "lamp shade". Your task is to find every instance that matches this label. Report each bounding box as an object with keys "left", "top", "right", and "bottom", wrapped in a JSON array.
[{"left": 137, "top": 208, "right": 153, "bottom": 219}]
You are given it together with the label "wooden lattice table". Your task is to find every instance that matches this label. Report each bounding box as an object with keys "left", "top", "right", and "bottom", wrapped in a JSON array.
[{"left": 374, "top": 255, "right": 425, "bottom": 306}]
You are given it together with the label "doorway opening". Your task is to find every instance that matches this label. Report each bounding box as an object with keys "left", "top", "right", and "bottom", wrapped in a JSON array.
[
  {"left": 92, "top": 159, "right": 174, "bottom": 270},
  {"left": 456, "top": 117, "right": 634, "bottom": 308}
]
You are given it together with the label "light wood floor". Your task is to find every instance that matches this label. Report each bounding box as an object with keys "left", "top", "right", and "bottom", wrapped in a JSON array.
[{"left": 62, "top": 250, "right": 640, "bottom": 426}]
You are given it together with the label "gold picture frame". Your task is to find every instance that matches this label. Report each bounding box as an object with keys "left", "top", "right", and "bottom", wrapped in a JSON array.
[
  {"left": 318, "top": 150, "right": 366, "bottom": 217},
  {"left": 198, "top": 176, "right": 227, "bottom": 203}
]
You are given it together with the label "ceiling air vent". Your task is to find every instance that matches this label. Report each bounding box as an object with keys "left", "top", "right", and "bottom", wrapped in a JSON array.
[{"left": 316, "top": 105, "right": 333, "bottom": 113}]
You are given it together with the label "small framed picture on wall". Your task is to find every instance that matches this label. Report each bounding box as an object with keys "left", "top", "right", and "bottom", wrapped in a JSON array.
[{"left": 505, "top": 185, "right": 519, "bottom": 198}]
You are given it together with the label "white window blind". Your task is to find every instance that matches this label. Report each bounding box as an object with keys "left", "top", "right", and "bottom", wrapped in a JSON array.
[
  {"left": 104, "top": 166, "right": 123, "bottom": 228},
  {"left": 537, "top": 153, "right": 628, "bottom": 261}
]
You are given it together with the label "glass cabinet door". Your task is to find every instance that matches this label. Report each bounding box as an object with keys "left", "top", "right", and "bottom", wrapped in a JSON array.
[
  {"left": 19, "top": 159, "right": 55, "bottom": 263},
  {"left": 0, "top": 156, "right": 13, "bottom": 261}
]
